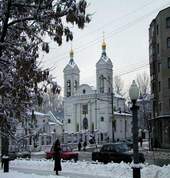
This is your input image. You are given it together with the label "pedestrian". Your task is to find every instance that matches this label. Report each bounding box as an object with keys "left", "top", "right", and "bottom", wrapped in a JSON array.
[
  {"left": 53, "top": 139, "right": 62, "bottom": 175},
  {"left": 83, "top": 140, "right": 87, "bottom": 151},
  {"left": 139, "top": 137, "right": 143, "bottom": 147},
  {"left": 78, "top": 141, "right": 82, "bottom": 151}
]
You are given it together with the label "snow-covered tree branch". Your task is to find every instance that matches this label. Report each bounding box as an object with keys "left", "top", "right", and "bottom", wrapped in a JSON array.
[{"left": 0, "top": 0, "right": 90, "bottom": 155}]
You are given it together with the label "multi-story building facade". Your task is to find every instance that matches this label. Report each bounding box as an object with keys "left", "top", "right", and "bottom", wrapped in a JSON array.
[{"left": 149, "top": 7, "right": 170, "bottom": 148}]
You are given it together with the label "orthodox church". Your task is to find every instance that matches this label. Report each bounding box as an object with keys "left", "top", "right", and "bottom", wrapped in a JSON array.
[{"left": 63, "top": 40, "right": 132, "bottom": 143}]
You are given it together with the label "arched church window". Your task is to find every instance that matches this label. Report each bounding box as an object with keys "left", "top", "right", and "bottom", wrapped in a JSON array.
[
  {"left": 83, "top": 117, "right": 88, "bottom": 130},
  {"left": 68, "top": 119, "right": 71, "bottom": 124},
  {"left": 83, "top": 89, "right": 86, "bottom": 94},
  {"left": 99, "top": 75, "right": 104, "bottom": 93},
  {"left": 100, "top": 133, "right": 103, "bottom": 141},
  {"left": 74, "top": 80, "right": 78, "bottom": 91},
  {"left": 108, "top": 76, "right": 111, "bottom": 93},
  {"left": 67, "top": 80, "right": 71, "bottom": 97},
  {"left": 101, "top": 117, "right": 104, "bottom": 122}
]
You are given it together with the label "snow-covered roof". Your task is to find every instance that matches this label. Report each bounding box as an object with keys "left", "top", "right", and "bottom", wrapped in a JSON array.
[
  {"left": 96, "top": 54, "right": 113, "bottom": 67},
  {"left": 48, "top": 121, "right": 57, "bottom": 125},
  {"left": 47, "top": 111, "right": 63, "bottom": 126},
  {"left": 156, "top": 114, "right": 170, "bottom": 119},
  {"left": 114, "top": 111, "right": 132, "bottom": 116},
  {"left": 63, "top": 59, "right": 80, "bottom": 73},
  {"left": 27, "top": 111, "right": 48, "bottom": 117},
  {"left": 90, "top": 86, "right": 96, "bottom": 90}
]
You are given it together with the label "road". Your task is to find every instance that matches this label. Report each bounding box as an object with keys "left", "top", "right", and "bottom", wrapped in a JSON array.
[
  {"left": 31, "top": 142, "right": 170, "bottom": 166},
  {"left": 31, "top": 151, "right": 92, "bottom": 161}
]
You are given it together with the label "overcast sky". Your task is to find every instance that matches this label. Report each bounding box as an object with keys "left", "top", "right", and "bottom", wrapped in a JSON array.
[{"left": 40, "top": 0, "right": 170, "bottom": 95}]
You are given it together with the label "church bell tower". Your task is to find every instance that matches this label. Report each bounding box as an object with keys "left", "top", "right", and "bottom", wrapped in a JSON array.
[{"left": 63, "top": 48, "right": 80, "bottom": 97}]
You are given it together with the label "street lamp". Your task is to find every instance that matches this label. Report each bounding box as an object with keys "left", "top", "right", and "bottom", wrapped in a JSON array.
[{"left": 129, "top": 80, "right": 141, "bottom": 178}]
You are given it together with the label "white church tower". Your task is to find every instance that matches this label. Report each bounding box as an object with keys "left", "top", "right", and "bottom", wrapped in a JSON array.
[
  {"left": 63, "top": 49, "right": 80, "bottom": 97},
  {"left": 95, "top": 39, "right": 114, "bottom": 141},
  {"left": 96, "top": 39, "right": 113, "bottom": 94}
]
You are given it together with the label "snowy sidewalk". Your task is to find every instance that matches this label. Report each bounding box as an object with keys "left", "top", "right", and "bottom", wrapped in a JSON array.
[
  {"left": 6, "top": 159, "right": 170, "bottom": 178},
  {"left": 10, "top": 167, "right": 109, "bottom": 178}
]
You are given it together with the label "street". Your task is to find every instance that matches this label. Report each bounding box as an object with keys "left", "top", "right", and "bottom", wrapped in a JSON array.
[{"left": 30, "top": 141, "right": 170, "bottom": 166}]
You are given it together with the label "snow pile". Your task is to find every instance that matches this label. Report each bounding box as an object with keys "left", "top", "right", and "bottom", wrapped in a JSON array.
[
  {"left": 9, "top": 159, "right": 170, "bottom": 178},
  {"left": 0, "top": 170, "right": 66, "bottom": 178}
]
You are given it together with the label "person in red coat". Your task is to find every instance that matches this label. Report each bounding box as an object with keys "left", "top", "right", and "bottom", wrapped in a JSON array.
[{"left": 53, "top": 139, "right": 62, "bottom": 175}]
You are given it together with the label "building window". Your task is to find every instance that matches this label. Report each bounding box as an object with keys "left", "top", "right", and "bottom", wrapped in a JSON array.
[
  {"left": 166, "top": 17, "right": 170, "bottom": 28},
  {"left": 159, "top": 103, "right": 161, "bottom": 112},
  {"left": 168, "top": 78, "right": 170, "bottom": 89},
  {"left": 74, "top": 80, "right": 78, "bottom": 91},
  {"left": 47, "top": 136, "right": 51, "bottom": 145},
  {"left": 99, "top": 75, "right": 104, "bottom": 93},
  {"left": 101, "top": 117, "right": 104, "bottom": 122},
  {"left": 158, "top": 63, "right": 160, "bottom": 72},
  {"left": 67, "top": 80, "right": 71, "bottom": 97},
  {"left": 168, "top": 58, "right": 170, "bottom": 68},
  {"left": 83, "top": 117, "right": 88, "bottom": 129},
  {"left": 167, "top": 37, "right": 170, "bottom": 48},
  {"left": 156, "top": 24, "right": 159, "bottom": 35},
  {"left": 158, "top": 81, "right": 161, "bottom": 92},
  {"left": 108, "top": 76, "right": 111, "bottom": 93},
  {"left": 157, "top": 43, "right": 159, "bottom": 54},
  {"left": 83, "top": 89, "right": 86, "bottom": 94},
  {"left": 82, "top": 104, "right": 88, "bottom": 114},
  {"left": 43, "top": 126, "right": 46, "bottom": 132},
  {"left": 151, "top": 81, "right": 154, "bottom": 93},
  {"left": 68, "top": 119, "right": 71, "bottom": 124},
  {"left": 41, "top": 136, "right": 44, "bottom": 145}
]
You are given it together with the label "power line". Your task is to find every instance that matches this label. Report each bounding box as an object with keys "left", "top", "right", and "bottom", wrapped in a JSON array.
[
  {"left": 118, "top": 64, "right": 149, "bottom": 77},
  {"left": 81, "top": 62, "right": 149, "bottom": 84},
  {"left": 68, "top": 0, "right": 156, "bottom": 42},
  {"left": 46, "top": 2, "right": 170, "bottom": 70}
]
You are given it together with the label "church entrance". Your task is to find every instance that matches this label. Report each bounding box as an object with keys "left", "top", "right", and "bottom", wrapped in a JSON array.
[{"left": 83, "top": 117, "right": 88, "bottom": 130}]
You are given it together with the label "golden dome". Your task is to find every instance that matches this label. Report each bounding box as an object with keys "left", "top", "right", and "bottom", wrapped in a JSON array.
[
  {"left": 70, "top": 48, "right": 74, "bottom": 58},
  {"left": 102, "top": 40, "right": 106, "bottom": 49}
]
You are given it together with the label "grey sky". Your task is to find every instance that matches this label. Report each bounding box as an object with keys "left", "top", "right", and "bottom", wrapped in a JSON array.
[{"left": 40, "top": 0, "right": 170, "bottom": 95}]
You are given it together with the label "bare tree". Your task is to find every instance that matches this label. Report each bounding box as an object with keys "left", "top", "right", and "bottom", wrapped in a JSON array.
[
  {"left": 114, "top": 75, "right": 124, "bottom": 96},
  {"left": 136, "top": 72, "right": 150, "bottom": 97}
]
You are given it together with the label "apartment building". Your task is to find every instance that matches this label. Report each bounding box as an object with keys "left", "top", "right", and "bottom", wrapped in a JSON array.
[{"left": 149, "top": 7, "right": 170, "bottom": 148}]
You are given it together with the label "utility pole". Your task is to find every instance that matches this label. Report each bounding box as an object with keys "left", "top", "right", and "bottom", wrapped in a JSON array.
[{"left": 111, "top": 92, "right": 115, "bottom": 142}]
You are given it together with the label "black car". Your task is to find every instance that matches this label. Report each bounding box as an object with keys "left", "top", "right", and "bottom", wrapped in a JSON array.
[{"left": 92, "top": 142, "right": 145, "bottom": 164}]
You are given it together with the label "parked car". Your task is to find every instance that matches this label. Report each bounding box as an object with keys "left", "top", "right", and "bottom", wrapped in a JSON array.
[
  {"left": 46, "top": 144, "right": 78, "bottom": 162},
  {"left": 8, "top": 151, "right": 31, "bottom": 160},
  {"left": 92, "top": 142, "right": 145, "bottom": 164}
]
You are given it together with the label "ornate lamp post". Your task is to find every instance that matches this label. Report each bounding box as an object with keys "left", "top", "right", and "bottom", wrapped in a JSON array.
[{"left": 129, "top": 80, "right": 140, "bottom": 178}]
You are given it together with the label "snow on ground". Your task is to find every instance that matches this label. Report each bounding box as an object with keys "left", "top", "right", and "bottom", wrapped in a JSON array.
[
  {"left": 0, "top": 159, "right": 170, "bottom": 178},
  {"left": 0, "top": 170, "right": 67, "bottom": 178}
]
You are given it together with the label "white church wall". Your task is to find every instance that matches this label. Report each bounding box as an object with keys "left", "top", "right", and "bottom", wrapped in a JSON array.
[{"left": 114, "top": 113, "right": 132, "bottom": 141}]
